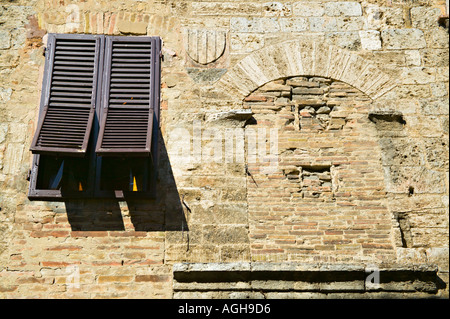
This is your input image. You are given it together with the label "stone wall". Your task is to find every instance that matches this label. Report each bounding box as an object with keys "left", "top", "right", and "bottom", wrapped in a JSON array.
[{"left": 0, "top": 0, "right": 448, "bottom": 298}]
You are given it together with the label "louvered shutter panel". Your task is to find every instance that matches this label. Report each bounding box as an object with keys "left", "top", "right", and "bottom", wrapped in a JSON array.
[
  {"left": 96, "top": 36, "right": 161, "bottom": 157},
  {"left": 30, "top": 34, "right": 103, "bottom": 156}
]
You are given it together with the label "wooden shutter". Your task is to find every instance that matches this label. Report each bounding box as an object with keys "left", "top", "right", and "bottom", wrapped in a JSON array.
[
  {"left": 30, "top": 34, "right": 103, "bottom": 156},
  {"left": 96, "top": 36, "right": 161, "bottom": 157}
]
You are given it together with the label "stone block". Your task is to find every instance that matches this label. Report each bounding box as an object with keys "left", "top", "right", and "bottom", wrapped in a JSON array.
[
  {"left": 231, "top": 33, "right": 264, "bottom": 53},
  {"left": 280, "top": 18, "right": 308, "bottom": 32},
  {"left": 263, "top": 2, "right": 292, "bottom": 17},
  {"left": 286, "top": 78, "right": 319, "bottom": 87},
  {"left": 424, "top": 28, "right": 449, "bottom": 49},
  {"left": 293, "top": 2, "right": 324, "bottom": 17},
  {"left": 0, "top": 30, "right": 11, "bottom": 50},
  {"left": 430, "top": 83, "right": 448, "bottom": 98},
  {"left": 336, "top": 16, "right": 366, "bottom": 31},
  {"left": 381, "top": 29, "right": 427, "bottom": 50},
  {"left": 309, "top": 17, "right": 337, "bottom": 32},
  {"left": 251, "top": 47, "right": 286, "bottom": 81},
  {"left": 7, "top": 123, "right": 27, "bottom": 143},
  {"left": 0, "top": 123, "right": 8, "bottom": 144},
  {"left": 359, "top": 30, "right": 381, "bottom": 51},
  {"left": 324, "top": 2, "right": 362, "bottom": 17},
  {"left": 2, "top": 143, "right": 24, "bottom": 175},
  {"left": 420, "top": 98, "right": 449, "bottom": 116},
  {"left": 186, "top": 68, "right": 227, "bottom": 83},
  {"left": 410, "top": 7, "right": 442, "bottom": 29},
  {"left": 280, "top": 41, "right": 305, "bottom": 76},
  {"left": 421, "top": 49, "right": 449, "bottom": 67},
  {"left": 230, "top": 17, "right": 280, "bottom": 33},
  {"left": 400, "top": 67, "right": 436, "bottom": 85},
  {"left": 405, "top": 50, "right": 422, "bottom": 66},
  {"left": 326, "top": 31, "right": 361, "bottom": 51},
  {"left": 384, "top": 165, "right": 446, "bottom": 194},
  {"left": 0, "top": 87, "right": 12, "bottom": 102},
  {"left": 191, "top": 2, "right": 262, "bottom": 16},
  {"left": 189, "top": 202, "right": 248, "bottom": 224},
  {"left": 116, "top": 19, "right": 147, "bottom": 35},
  {"left": 426, "top": 247, "right": 449, "bottom": 272},
  {"left": 292, "top": 87, "right": 324, "bottom": 95}
]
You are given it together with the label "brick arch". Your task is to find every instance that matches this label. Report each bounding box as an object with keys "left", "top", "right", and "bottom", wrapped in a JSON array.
[{"left": 216, "top": 39, "right": 396, "bottom": 101}]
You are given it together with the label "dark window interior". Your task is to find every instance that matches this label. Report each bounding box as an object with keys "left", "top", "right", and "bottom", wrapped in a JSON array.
[
  {"left": 99, "top": 157, "right": 149, "bottom": 192},
  {"left": 36, "top": 155, "right": 91, "bottom": 193}
]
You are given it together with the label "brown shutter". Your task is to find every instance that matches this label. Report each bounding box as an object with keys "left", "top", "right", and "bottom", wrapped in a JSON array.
[
  {"left": 96, "top": 36, "right": 161, "bottom": 157},
  {"left": 30, "top": 34, "right": 103, "bottom": 157}
]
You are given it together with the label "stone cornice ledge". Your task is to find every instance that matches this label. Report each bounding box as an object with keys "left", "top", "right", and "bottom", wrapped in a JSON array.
[{"left": 173, "top": 262, "right": 442, "bottom": 298}]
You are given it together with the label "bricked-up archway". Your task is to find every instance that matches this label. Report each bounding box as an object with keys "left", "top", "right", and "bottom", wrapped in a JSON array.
[
  {"left": 216, "top": 39, "right": 397, "bottom": 101},
  {"left": 243, "top": 75, "right": 396, "bottom": 263},
  {"left": 212, "top": 40, "right": 399, "bottom": 263}
]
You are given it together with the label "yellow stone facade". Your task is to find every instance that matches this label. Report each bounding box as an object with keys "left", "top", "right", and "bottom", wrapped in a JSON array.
[{"left": 0, "top": 0, "right": 448, "bottom": 298}]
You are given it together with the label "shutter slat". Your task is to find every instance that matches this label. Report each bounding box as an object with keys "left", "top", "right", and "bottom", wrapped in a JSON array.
[
  {"left": 51, "top": 87, "right": 93, "bottom": 92},
  {"left": 47, "top": 103, "right": 92, "bottom": 108},
  {"left": 56, "top": 46, "right": 96, "bottom": 51},
  {"left": 111, "top": 63, "right": 151, "bottom": 68},
  {"left": 52, "top": 81, "right": 95, "bottom": 87},
  {"left": 51, "top": 91, "right": 93, "bottom": 97},
  {"left": 52, "top": 76, "right": 93, "bottom": 81},
  {"left": 113, "top": 43, "right": 151, "bottom": 48},
  {"left": 110, "top": 78, "right": 150, "bottom": 83},
  {"left": 56, "top": 40, "right": 95, "bottom": 45},
  {"left": 54, "top": 56, "right": 95, "bottom": 62},
  {"left": 50, "top": 97, "right": 92, "bottom": 102},
  {"left": 109, "top": 88, "right": 150, "bottom": 93},
  {"left": 54, "top": 61, "right": 94, "bottom": 66},
  {"left": 112, "top": 58, "right": 151, "bottom": 63},
  {"left": 110, "top": 73, "right": 150, "bottom": 78},
  {"left": 54, "top": 50, "right": 96, "bottom": 56},
  {"left": 112, "top": 48, "right": 151, "bottom": 53},
  {"left": 53, "top": 72, "right": 93, "bottom": 76},
  {"left": 110, "top": 68, "right": 150, "bottom": 73},
  {"left": 53, "top": 66, "right": 94, "bottom": 72},
  {"left": 112, "top": 53, "right": 151, "bottom": 58},
  {"left": 108, "top": 99, "right": 149, "bottom": 103},
  {"left": 30, "top": 35, "right": 100, "bottom": 156},
  {"left": 110, "top": 83, "right": 150, "bottom": 88}
]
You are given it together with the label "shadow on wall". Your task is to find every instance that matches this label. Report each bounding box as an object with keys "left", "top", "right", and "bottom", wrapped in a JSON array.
[{"left": 64, "top": 134, "right": 187, "bottom": 232}]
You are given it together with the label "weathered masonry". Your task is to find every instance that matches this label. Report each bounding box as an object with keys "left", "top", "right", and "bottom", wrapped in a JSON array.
[{"left": 0, "top": 0, "right": 448, "bottom": 299}]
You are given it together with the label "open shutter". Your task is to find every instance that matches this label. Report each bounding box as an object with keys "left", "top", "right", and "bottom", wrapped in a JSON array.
[
  {"left": 96, "top": 36, "right": 161, "bottom": 157},
  {"left": 30, "top": 34, "right": 103, "bottom": 156}
]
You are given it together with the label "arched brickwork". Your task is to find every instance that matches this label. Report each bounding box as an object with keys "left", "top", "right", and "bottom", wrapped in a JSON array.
[{"left": 216, "top": 39, "right": 397, "bottom": 101}]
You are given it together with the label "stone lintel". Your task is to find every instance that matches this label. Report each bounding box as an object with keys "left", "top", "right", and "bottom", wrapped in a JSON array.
[{"left": 173, "top": 262, "right": 440, "bottom": 295}]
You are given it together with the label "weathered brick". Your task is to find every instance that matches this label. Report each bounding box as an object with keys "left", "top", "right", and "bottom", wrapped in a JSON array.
[
  {"left": 135, "top": 275, "right": 170, "bottom": 282},
  {"left": 97, "top": 276, "right": 134, "bottom": 284}
]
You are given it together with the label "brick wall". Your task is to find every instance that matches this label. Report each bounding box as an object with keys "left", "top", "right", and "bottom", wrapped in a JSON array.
[{"left": 0, "top": 0, "right": 448, "bottom": 298}]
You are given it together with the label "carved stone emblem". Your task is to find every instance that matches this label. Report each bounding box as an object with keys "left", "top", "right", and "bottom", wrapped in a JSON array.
[{"left": 184, "top": 29, "right": 227, "bottom": 65}]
